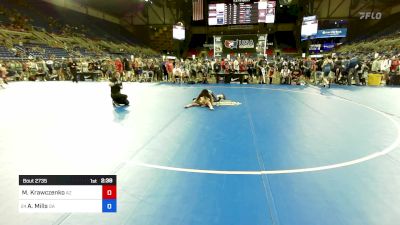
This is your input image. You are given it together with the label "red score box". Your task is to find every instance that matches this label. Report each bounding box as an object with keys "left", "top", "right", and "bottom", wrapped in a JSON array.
[{"left": 102, "top": 185, "right": 117, "bottom": 199}]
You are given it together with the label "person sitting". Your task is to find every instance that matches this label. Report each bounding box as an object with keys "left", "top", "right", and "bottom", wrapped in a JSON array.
[
  {"left": 185, "top": 89, "right": 225, "bottom": 110},
  {"left": 109, "top": 72, "right": 129, "bottom": 106},
  {"left": 173, "top": 62, "right": 183, "bottom": 83},
  {"left": 267, "top": 64, "right": 275, "bottom": 84},
  {"left": 291, "top": 65, "right": 303, "bottom": 85}
]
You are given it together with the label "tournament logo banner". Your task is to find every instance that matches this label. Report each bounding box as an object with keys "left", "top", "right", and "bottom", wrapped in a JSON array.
[
  {"left": 316, "top": 28, "right": 347, "bottom": 39},
  {"left": 302, "top": 28, "right": 348, "bottom": 40},
  {"left": 221, "top": 35, "right": 258, "bottom": 53}
]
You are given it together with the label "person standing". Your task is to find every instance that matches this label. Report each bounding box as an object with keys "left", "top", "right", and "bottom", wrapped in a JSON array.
[
  {"left": 347, "top": 55, "right": 360, "bottom": 86},
  {"left": 333, "top": 57, "right": 342, "bottom": 84},
  {"left": 213, "top": 58, "right": 222, "bottom": 83},
  {"left": 380, "top": 56, "right": 392, "bottom": 85},
  {"left": 310, "top": 58, "right": 317, "bottom": 84},
  {"left": 233, "top": 58, "right": 240, "bottom": 73},
  {"left": 161, "top": 59, "right": 168, "bottom": 81},
  {"left": 390, "top": 56, "right": 399, "bottom": 75},
  {"left": 302, "top": 57, "right": 312, "bottom": 84},
  {"left": 321, "top": 56, "right": 334, "bottom": 88},
  {"left": 123, "top": 58, "right": 132, "bottom": 81},
  {"left": 371, "top": 56, "right": 381, "bottom": 73},
  {"left": 0, "top": 62, "right": 8, "bottom": 88},
  {"left": 247, "top": 59, "right": 255, "bottom": 81},
  {"left": 280, "top": 66, "right": 291, "bottom": 84},
  {"left": 68, "top": 58, "right": 78, "bottom": 83},
  {"left": 45, "top": 57, "right": 54, "bottom": 76},
  {"left": 267, "top": 63, "right": 275, "bottom": 85},
  {"left": 115, "top": 58, "right": 123, "bottom": 79},
  {"left": 256, "top": 57, "right": 266, "bottom": 84},
  {"left": 360, "top": 61, "right": 370, "bottom": 86},
  {"left": 166, "top": 60, "right": 174, "bottom": 82}
]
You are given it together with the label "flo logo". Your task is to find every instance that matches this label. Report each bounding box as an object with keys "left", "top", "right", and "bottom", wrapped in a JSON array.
[
  {"left": 359, "top": 12, "right": 382, "bottom": 20},
  {"left": 224, "top": 40, "right": 238, "bottom": 49}
]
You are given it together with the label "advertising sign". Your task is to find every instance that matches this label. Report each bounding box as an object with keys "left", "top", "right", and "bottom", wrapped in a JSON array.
[{"left": 221, "top": 35, "right": 258, "bottom": 53}]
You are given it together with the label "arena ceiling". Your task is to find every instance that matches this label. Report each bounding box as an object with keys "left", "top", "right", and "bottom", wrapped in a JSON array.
[
  {"left": 68, "top": 0, "right": 400, "bottom": 23},
  {"left": 69, "top": 0, "right": 400, "bottom": 17},
  {"left": 307, "top": 0, "right": 400, "bottom": 7},
  {"left": 72, "top": 0, "right": 145, "bottom": 16},
  {"left": 71, "top": 0, "right": 177, "bottom": 17}
]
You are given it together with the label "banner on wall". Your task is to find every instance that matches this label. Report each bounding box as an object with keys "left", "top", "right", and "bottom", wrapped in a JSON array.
[
  {"left": 221, "top": 35, "right": 258, "bottom": 53},
  {"left": 322, "top": 42, "right": 336, "bottom": 51},
  {"left": 316, "top": 28, "right": 347, "bottom": 39},
  {"left": 302, "top": 28, "right": 347, "bottom": 40},
  {"left": 309, "top": 44, "right": 321, "bottom": 51},
  {"left": 214, "top": 36, "right": 223, "bottom": 57},
  {"left": 214, "top": 34, "right": 266, "bottom": 57}
]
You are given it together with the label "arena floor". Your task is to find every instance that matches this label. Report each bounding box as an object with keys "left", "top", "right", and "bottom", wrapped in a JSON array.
[{"left": 1, "top": 81, "right": 400, "bottom": 225}]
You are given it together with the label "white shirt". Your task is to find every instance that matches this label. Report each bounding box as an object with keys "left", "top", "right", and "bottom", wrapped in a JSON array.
[
  {"left": 234, "top": 60, "right": 239, "bottom": 71},
  {"left": 371, "top": 60, "right": 381, "bottom": 72},
  {"left": 173, "top": 67, "right": 182, "bottom": 76},
  {"left": 281, "top": 69, "right": 291, "bottom": 77},
  {"left": 380, "top": 59, "right": 391, "bottom": 72},
  {"left": 81, "top": 61, "right": 89, "bottom": 72}
]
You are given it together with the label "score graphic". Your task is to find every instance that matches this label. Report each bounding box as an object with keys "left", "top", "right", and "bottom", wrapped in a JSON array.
[
  {"left": 19, "top": 175, "right": 117, "bottom": 213},
  {"left": 102, "top": 185, "right": 117, "bottom": 212}
]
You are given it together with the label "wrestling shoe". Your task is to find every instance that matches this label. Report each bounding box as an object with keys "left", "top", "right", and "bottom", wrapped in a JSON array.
[
  {"left": 113, "top": 102, "right": 123, "bottom": 107},
  {"left": 217, "top": 94, "right": 226, "bottom": 101}
]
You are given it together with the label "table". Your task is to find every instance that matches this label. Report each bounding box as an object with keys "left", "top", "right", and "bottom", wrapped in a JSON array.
[
  {"left": 213, "top": 72, "right": 249, "bottom": 84},
  {"left": 78, "top": 72, "right": 102, "bottom": 81}
]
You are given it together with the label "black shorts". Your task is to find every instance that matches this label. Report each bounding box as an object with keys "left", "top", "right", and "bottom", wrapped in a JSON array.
[
  {"left": 305, "top": 70, "right": 311, "bottom": 78},
  {"left": 111, "top": 93, "right": 129, "bottom": 105}
]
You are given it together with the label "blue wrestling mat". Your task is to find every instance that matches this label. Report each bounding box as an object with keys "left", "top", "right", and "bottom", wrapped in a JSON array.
[{"left": 1, "top": 82, "right": 400, "bottom": 225}]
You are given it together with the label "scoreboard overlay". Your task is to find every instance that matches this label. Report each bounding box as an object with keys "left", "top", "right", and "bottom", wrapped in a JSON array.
[{"left": 19, "top": 175, "right": 117, "bottom": 213}]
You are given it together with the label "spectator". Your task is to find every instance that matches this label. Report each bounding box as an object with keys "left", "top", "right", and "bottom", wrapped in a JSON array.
[
  {"left": 123, "top": 58, "right": 132, "bottom": 81},
  {"left": 114, "top": 58, "right": 123, "bottom": 74},
  {"left": 347, "top": 55, "right": 360, "bottom": 85},
  {"left": 166, "top": 60, "right": 174, "bottom": 82},
  {"left": 302, "top": 57, "right": 312, "bottom": 84},
  {"left": 280, "top": 66, "right": 291, "bottom": 84},
  {"left": 68, "top": 58, "right": 78, "bottom": 83},
  {"left": 0, "top": 62, "right": 8, "bottom": 88},
  {"left": 321, "top": 56, "right": 334, "bottom": 88}
]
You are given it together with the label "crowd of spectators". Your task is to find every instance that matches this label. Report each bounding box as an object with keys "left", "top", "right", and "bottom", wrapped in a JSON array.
[
  {"left": 0, "top": 4, "right": 32, "bottom": 32},
  {"left": 1, "top": 51, "right": 399, "bottom": 87}
]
